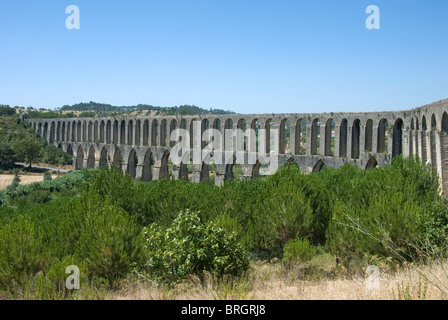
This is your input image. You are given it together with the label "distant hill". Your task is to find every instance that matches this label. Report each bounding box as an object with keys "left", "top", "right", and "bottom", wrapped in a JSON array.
[{"left": 60, "top": 101, "right": 235, "bottom": 116}]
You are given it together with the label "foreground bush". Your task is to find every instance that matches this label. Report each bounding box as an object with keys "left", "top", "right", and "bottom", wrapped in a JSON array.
[
  {"left": 145, "top": 210, "right": 250, "bottom": 283},
  {"left": 283, "top": 238, "right": 316, "bottom": 269},
  {"left": 74, "top": 203, "right": 146, "bottom": 286},
  {"left": 0, "top": 216, "right": 48, "bottom": 294}
]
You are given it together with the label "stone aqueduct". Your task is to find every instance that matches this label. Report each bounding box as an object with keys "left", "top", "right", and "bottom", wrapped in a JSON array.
[{"left": 27, "top": 99, "right": 448, "bottom": 192}]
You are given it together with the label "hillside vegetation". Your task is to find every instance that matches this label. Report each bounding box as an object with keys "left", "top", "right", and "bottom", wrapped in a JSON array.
[
  {"left": 0, "top": 106, "right": 72, "bottom": 170},
  {"left": 0, "top": 156, "right": 447, "bottom": 299}
]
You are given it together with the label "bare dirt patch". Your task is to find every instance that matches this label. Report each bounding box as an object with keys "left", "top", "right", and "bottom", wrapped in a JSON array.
[{"left": 0, "top": 174, "right": 59, "bottom": 190}]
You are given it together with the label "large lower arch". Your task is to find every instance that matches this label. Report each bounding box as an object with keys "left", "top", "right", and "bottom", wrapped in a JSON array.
[
  {"left": 113, "top": 148, "right": 122, "bottom": 168},
  {"left": 142, "top": 149, "right": 154, "bottom": 181},
  {"left": 87, "top": 146, "right": 96, "bottom": 169},
  {"left": 159, "top": 151, "right": 170, "bottom": 180},
  {"left": 127, "top": 149, "right": 138, "bottom": 178},
  {"left": 99, "top": 147, "right": 108, "bottom": 168},
  {"left": 312, "top": 159, "right": 326, "bottom": 173},
  {"left": 365, "top": 156, "right": 378, "bottom": 169},
  {"left": 75, "top": 145, "right": 84, "bottom": 169}
]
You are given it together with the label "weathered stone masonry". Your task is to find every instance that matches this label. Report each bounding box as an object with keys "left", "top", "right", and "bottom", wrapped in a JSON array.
[{"left": 27, "top": 99, "right": 448, "bottom": 192}]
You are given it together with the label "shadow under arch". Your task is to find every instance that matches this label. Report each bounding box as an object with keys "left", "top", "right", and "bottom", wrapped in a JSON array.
[
  {"left": 99, "top": 146, "right": 108, "bottom": 168},
  {"left": 87, "top": 146, "right": 96, "bottom": 169},
  {"left": 365, "top": 156, "right": 378, "bottom": 169},
  {"left": 75, "top": 145, "right": 84, "bottom": 169},
  {"left": 127, "top": 149, "right": 138, "bottom": 178},
  {"left": 142, "top": 149, "right": 154, "bottom": 181},
  {"left": 312, "top": 159, "right": 326, "bottom": 173}
]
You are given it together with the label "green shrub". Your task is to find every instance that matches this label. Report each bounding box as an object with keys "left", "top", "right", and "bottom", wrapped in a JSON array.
[
  {"left": 0, "top": 216, "right": 48, "bottom": 294},
  {"left": 28, "top": 256, "right": 90, "bottom": 300},
  {"left": 144, "top": 210, "right": 250, "bottom": 283},
  {"left": 27, "top": 189, "right": 52, "bottom": 204},
  {"left": 72, "top": 201, "right": 146, "bottom": 287},
  {"left": 283, "top": 238, "right": 317, "bottom": 269},
  {"left": 43, "top": 171, "right": 52, "bottom": 181}
]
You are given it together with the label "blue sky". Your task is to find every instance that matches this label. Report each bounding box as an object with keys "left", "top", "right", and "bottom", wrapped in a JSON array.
[{"left": 0, "top": 0, "right": 446, "bottom": 114}]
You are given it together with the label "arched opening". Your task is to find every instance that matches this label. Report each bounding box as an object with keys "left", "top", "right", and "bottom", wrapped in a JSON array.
[
  {"left": 169, "top": 120, "right": 177, "bottom": 148},
  {"left": 128, "top": 120, "right": 134, "bottom": 145},
  {"left": 377, "top": 119, "right": 389, "bottom": 153},
  {"left": 252, "top": 160, "right": 261, "bottom": 179},
  {"left": 351, "top": 119, "right": 361, "bottom": 159},
  {"left": 143, "top": 120, "right": 149, "bottom": 146},
  {"left": 430, "top": 114, "right": 438, "bottom": 171},
  {"left": 106, "top": 120, "right": 112, "bottom": 144},
  {"left": 392, "top": 118, "right": 403, "bottom": 158},
  {"left": 224, "top": 119, "right": 234, "bottom": 151},
  {"left": 202, "top": 119, "right": 211, "bottom": 150},
  {"left": 312, "top": 159, "right": 326, "bottom": 173},
  {"left": 120, "top": 120, "right": 126, "bottom": 144},
  {"left": 441, "top": 112, "right": 448, "bottom": 192},
  {"left": 75, "top": 145, "right": 84, "bottom": 169},
  {"left": 77, "top": 121, "right": 81, "bottom": 142},
  {"left": 99, "top": 147, "right": 108, "bottom": 168},
  {"left": 142, "top": 150, "right": 154, "bottom": 181},
  {"left": 56, "top": 122, "right": 61, "bottom": 141},
  {"left": 135, "top": 120, "right": 141, "bottom": 146},
  {"left": 83, "top": 121, "right": 87, "bottom": 142},
  {"left": 421, "top": 116, "right": 428, "bottom": 163},
  {"left": 225, "top": 155, "right": 237, "bottom": 181},
  {"left": 325, "top": 118, "right": 335, "bottom": 156},
  {"left": 409, "top": 118, "right": 415, "bottom": 156},
  {"left": 100, "top": 120, "right": 105, "bottom": 143},
  {"left": 88, "top": 121, "right": 93, "bottom": 142},
  {"left": 61, "top": 122, "right": 66, "bottom": 142},
  {"left": 72, "top": 121, "right": 77, "bottom": 141},
  {"left": 160, "top": 119, "right": 167, "bottom": 147},
  {"left": 87, "top": 146, "right": 96, "bottom": 169},
  {"left": 43, "top": 122, "right": 48, "bottom": 141},
  {"left": 415, "top": 117, "right": 420, "bottom": 159},
  {"left": 160, "top": 151, "right": 170, "bottom": 180},
  {"left": 37, "top": 123, "right": 42, "bottom": 136},
  {"left": 365, "top": 156, "right": 378, "bottom": 169},
  {"left": 113, "top": 120, "right": 119, "bottom": 144},
  {"left": 66, "top": 144, "right": 73, "bottom": 157},
  {"left": 365, "top": 119, "right": 373, "bottom": 153},
  {"left": 311, "top": 118, "right": 320, "bottom": 155},
  {"left": 151, "top": 120, "right": 158, "bottom": 146},
  {"left": 94, "top": 121, "right": 99, "bottom": 143},
  {"left": 113, "top": 148, "right": 122, "bottom": 169},
  {"left": 249, "top": 118, "right": 258, "bottom": 154},
  {"left": 295, "top": 118, "right": 306, "bottom": 155},
  {"left": 66, "top": 122, "right": 71, "bottom": 142},
  {"left": 49, "top": 122, "right": 55, "bottom": 144},
  {"left": 279, "top": 118, "right": 290, "bottom": 155},
  {"left": 127, "top": 149, "right": 138, "bottom": 178}
]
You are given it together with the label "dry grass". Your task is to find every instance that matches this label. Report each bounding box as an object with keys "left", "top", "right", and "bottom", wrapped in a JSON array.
[{"left": 105, "top": 259, "right": 448, "bottom": 300}]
